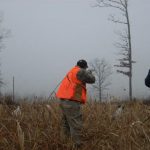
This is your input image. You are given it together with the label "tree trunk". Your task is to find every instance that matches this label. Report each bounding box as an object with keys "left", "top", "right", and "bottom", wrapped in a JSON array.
[{"left": 126, "top": 2, "right": 132, "bottom": 100}]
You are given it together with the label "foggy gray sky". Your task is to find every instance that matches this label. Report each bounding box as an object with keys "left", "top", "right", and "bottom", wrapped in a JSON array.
[{"left": 0, "top": 0, "right": 150, "bottom": 98}]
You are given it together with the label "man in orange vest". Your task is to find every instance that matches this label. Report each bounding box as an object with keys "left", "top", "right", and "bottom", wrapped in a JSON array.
[{"left": 56, "top": 59, "right": 95, "bottom": 148}]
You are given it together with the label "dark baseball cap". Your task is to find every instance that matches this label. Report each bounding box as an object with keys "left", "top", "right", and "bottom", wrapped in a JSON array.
[{"left": 76, "top": 59, "right": 88, "bottom": 68}]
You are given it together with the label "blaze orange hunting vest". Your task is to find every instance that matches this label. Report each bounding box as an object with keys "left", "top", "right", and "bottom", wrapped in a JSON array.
[{"left": 56, "top": 66, "right": 86, "bottom": 103}]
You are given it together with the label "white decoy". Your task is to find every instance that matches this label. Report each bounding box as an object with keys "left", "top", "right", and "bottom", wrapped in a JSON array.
[
  {"left": 12, "top": 106, "right": 21, "bottom": 117},
  {"left": 112, "top": 104, "right": 125, "bottom": 120}
]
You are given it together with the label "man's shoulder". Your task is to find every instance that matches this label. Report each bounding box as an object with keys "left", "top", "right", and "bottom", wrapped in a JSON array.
[
  {"left": 76, "top": 68, "right": 95, "bottom": 84},
  {"left": 77, "top": 68, "right": 86, "bottom": 75}
]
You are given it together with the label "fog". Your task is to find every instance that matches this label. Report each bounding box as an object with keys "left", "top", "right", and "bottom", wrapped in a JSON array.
[{"left": 0, "top": 0, "right": 150, "bottom": 99}]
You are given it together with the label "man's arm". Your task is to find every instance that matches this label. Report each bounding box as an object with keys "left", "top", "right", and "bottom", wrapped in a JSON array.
[
  {"left": 76, "top": 69, "right": 95, "bottom": 84},
  {"left": 145, "top": 69, "right": 150, "bottom": 88}
]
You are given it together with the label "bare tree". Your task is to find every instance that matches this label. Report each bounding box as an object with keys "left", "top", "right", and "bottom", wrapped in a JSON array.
[
  {"left": 0, "top": 13, "right": 10, "bottom": 94},
  {"left": 94, "top": 0, "right": 135, "bottom": 100},
  {"left": 90, "top": 58, "right": 112, "bottom": 101}
]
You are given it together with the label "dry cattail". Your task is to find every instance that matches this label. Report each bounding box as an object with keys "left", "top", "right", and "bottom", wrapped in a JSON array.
[{"left": 17, "top": 121, "right": 24, "bottom": 150}]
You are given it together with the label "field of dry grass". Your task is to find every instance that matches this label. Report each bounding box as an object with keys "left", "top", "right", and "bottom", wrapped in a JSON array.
[{"left": 0, "top": 98, "right": 150, "bottom": 150}]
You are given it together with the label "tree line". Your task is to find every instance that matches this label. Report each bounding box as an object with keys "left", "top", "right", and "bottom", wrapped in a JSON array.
[{"left": 0, "top": 0, "right": 135, "bottom": 101}]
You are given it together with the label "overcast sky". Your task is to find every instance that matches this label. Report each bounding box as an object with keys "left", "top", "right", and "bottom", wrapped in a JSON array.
[{"left": 0, "top": 0, "right": 150, "bottom": 99}]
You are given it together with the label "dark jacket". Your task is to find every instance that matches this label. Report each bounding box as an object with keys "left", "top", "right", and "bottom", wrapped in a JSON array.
[{"left": 145, "top": 69, "right": 150, "bottom": 88}]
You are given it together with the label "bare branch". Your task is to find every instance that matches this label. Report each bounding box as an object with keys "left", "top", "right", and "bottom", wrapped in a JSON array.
[
  {"left": 108, "top": 15, "right": 127, "bottom": 24},
  {"left": 119, "top": 0, "right": 126, "bottom": 8},
  {"left": 0, "top": 13, "right": 10, "bottom": 88},
  {"left": 114, "top": 64, "right": 129, "bottom": 68},
  {"left": 116, "top": 70, "right": 130, "bottom": 76},
  {"left": 96, "top": 0, "right": 126, "bottom": 11}
]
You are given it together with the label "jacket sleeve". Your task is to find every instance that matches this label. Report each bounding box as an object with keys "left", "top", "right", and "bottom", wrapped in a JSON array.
[
  {"left": 76, "top": 69, "right": 95, "bottom": 84},
  {"left": 145, "top": 69, "right": 150, "bottom": 88}
]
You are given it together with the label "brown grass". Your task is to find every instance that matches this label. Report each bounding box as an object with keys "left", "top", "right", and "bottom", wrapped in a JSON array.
[{"left": 0, "top": 99, "right": 150, "bottom": 150}]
